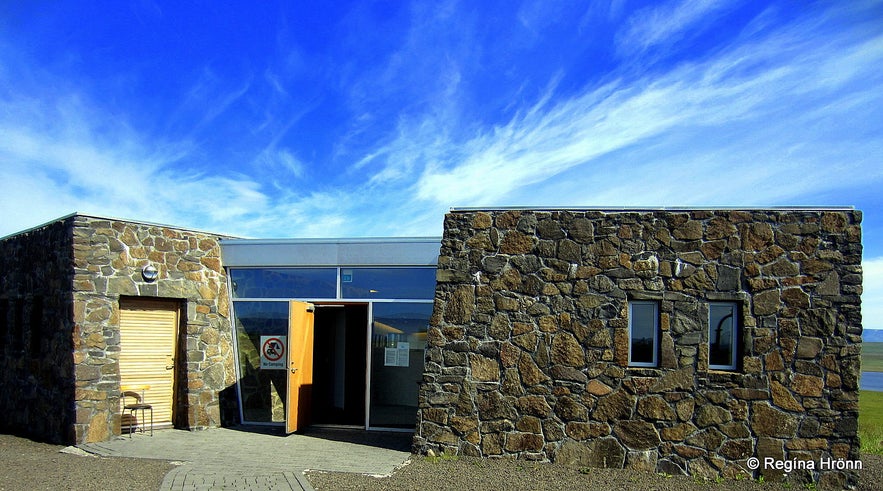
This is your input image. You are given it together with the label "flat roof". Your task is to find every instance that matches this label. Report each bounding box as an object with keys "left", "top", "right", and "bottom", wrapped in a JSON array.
[
  {"left": 449, "top": 206, "right": 855, "bottom": 212},
  {"left": 1, "top": 212, "right": 240, "bottom": 241},
  {"left": 220, "top": 237, "right": 442, "bottom": 267}
]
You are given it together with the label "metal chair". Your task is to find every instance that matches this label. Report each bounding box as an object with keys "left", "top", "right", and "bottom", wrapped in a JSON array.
[{"left": 120, "top": 385, "right": 153, "bottom": 437}]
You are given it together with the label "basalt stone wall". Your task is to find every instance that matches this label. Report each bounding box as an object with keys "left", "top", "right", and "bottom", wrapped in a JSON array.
[
  {"left": 415, "top": 209, "right": 862, "bottom": 488},
  {"left": 71, "top": 215, "right": 236, "bottom": 443},
  {"left": 0, "top": 214, "right": 237, "bottom": 444},
  {"left": 0, "top": 218, "right": 76, "bottom": 444}
]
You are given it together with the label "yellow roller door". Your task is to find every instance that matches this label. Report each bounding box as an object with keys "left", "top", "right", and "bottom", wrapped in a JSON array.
[{"left": 119, "top": 298, "right": 179, "bottom": 430}]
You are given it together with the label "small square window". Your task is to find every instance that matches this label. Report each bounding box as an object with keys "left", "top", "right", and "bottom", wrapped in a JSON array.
[
  {"left": 629, "top": 301, "right": 659, "bottom": 367},
  {"left": 709, "top": 302, "right": 739, "bottom": 370}
]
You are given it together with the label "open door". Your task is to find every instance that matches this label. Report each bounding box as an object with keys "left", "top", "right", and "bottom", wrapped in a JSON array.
[{"left": 286, "top": 301, "right": 315, "bottom": 434}]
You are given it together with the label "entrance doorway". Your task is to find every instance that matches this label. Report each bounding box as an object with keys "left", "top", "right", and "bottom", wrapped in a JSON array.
[
  {"left": 311, "top": 304, "right": 368, "bottom": 426},
  {"left": 285, "top": 302, "right": 369, "bottom": 433},
  {"left": 118, "top": 297, "right": 180, "bottom": 432}
]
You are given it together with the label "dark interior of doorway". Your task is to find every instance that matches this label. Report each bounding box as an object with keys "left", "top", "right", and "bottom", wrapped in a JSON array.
[{"left": 311, "top": 304, "right": 367, "bottom": 426}]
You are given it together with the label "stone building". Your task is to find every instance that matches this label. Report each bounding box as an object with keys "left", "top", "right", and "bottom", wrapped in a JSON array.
[
  {"left": 415, "top": 208, "right": 862, "bottom": 487},
  {"left": 0, "top": 214, "right": 234, "bottom": 444},
  {"left": 0, "top": 207, "right": 864, "bottom": 487},
  {"left": 0, "top": 213, "right": 438, "bottom": 444}
]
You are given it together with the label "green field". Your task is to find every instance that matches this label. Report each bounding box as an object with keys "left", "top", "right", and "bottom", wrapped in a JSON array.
[
  {"left": 861, "top": 343, "right": 883, "bottom": 454},
  {"left": 863, "top": 342, "right": 883, "bottom": 372},
  {"left": 861, "top": 390, "right": 883, "bottom": 454}
]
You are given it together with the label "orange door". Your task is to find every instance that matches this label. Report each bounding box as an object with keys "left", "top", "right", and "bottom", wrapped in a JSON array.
[{"left": 286, "top": 301, "right": 315, "bottom": 434}]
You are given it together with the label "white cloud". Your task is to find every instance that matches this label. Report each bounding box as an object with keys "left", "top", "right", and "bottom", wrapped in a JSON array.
[
  {"left": 402, "top": 6, "right": 883, "bottom": 209},
  {"left": 864, "top": 257, "right": 883, "bottom": 331},
  {"left": 254, "top": 148, "right": 305, "bottom": 179},
  {"left": 615, "top": 0, "right": 735, "bottom": 56}
]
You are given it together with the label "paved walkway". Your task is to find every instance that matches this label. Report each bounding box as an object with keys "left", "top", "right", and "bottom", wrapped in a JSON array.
[{"left": 76, "top": 426, "right": 413, "bottom": 491}]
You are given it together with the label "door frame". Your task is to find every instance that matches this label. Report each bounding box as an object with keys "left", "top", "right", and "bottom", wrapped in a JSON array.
[{"left": 285, "top": 301, "right": 373, "bottom": 432}]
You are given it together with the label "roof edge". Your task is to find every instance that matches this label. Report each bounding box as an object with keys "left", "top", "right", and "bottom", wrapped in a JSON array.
[
  {"left": 1, "top": 212, "right": 238, "bottom": 241},
  {"left": 449, "top": 206, "right": 856, "bottom": 212},
  {"left": 221, "top": 236, "right": 443, "bottom": 246}
]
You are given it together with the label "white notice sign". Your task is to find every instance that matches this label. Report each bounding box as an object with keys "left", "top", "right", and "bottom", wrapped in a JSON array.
[
  {"left": 384, "top": 342, "right": 411, "bottom": 367},
  {"left": 384, "top": 348, "right": 397, "bottom": 366},
  {"left": 396, "top": 341, "right": 410, "bottom": 367}
]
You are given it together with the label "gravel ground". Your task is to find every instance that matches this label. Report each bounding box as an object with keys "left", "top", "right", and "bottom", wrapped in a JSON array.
[
  {"left": 0, "top": 434, "right": 174, "bottom": 491},
  {"left": 309, "top": 454, "right": 883, "bottom": 491},
  {"left": 2, "top": 432, "right": 881, "bottom": 490}
]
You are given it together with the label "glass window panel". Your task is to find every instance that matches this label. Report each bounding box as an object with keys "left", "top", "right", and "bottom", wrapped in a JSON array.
[
  {"left": 369, "top": 302, "right": 432, "bottom": 428},
  {"left": 341, "top": 268, "right": 436, "bottom": 299},
  {"left": 230, "top": 268, "right": 337, "bottom": 299},
  {"left": 629, "top": 302, "right": 658, "bottom": 367},
  {"left": 233, "top": 301, "right": 289, "bottom": 423},
  {"left": 709, "top": 303, "right": 738, "bottom": 370}
]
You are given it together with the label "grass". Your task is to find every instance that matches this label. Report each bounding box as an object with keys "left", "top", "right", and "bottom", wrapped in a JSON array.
[
  {"left": 862, "top": 343, "right": 883, "bottom": 372},
  {"left": 424, "top": 449, "right": 460, "bottom": 463},
  {"left": 860, "top": 390, "right": 883, "bottom": 455}
]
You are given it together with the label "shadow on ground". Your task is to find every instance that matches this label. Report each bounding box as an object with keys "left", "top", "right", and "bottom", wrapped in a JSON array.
[{"left": 223, "top": 424, "right": 413, "bottom": 452}]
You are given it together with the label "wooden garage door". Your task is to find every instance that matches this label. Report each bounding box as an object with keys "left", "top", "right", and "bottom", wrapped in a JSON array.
[{"left": 119, "top": 298, "right": 179, "bottom": 429}]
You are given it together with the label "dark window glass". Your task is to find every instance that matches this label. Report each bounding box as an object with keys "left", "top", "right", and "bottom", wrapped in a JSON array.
[
  {"left": 369, "top": 302, "right": 432, "bottom": 428},
  {"left": 709, "top": 303, "right": 738, "bottom": 370},
  {"left": 341, "top": 268, "right": 436, "bottom": 300},
  {"left": 629, "top": 301, "right": 658, "bottom": 367},
  {"left": 233, "top": 301, "right": 290, "bottom": 423},
  {"left": 231, "top": 268, "right": 337, "bottom": 299}
]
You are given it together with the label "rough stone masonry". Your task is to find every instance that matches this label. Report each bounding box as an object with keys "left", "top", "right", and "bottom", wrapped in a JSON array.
[{"left": 414, "top": 209, "right": 862, "bottom": 488}]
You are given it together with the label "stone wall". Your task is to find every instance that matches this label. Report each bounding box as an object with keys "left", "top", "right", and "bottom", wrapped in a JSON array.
[
  {"left": 0, "top": 214, "right": 237, "bottom": 444},
  {"left": 415, "top": 209, "right": 862, "bottom": 488},
  {"left": 0, "top": 218, "right": 76, "bottom": 443},
  {"left": 71, "top": 215, "right": 236, "bottom": 443}
]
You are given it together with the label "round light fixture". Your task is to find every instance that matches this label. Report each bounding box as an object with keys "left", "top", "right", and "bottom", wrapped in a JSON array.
[{"left": 142, "top": 264, "right": 159, "bottom": 283}]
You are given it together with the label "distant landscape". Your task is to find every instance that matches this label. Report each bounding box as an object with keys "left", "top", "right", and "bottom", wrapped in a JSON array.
[
  {"left": 865, "top": 342, "right": 883, "bottom": 372},
  {"left": 861, "top": 341, "right": 883, "bottom": 455},
  {"left": 865, "top": 330, "right": 883, "bottom": 343}
]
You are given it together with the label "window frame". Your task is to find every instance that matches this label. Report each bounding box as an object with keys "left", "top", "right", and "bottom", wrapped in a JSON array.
[
  {"left": 628, "top": 300, "right": 659, "bottom": 368},
  {"left": 708, "top": 302, "right": 739, "bottom": 371}
]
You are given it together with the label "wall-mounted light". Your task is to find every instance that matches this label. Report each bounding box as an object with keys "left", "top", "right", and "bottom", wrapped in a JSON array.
[{"left": 142, "top": 264, "right": 158, "bottom": 283}]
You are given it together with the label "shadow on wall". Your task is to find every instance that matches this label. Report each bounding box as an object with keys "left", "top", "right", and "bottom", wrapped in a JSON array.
[{"left": 0, "top": 295, "right": 77, "bottom": 444}]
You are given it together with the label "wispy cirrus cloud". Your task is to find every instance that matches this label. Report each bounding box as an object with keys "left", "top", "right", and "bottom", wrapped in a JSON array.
[
  {"left": 1, "top": 0, "right": 881, "bottom": 249},
  {"left": 0, "top": 87, "right": 269, "bottom": 236},
  {"left": 615, "top": 0, "right": 737, "bottom": 57},
  {"left": 368, "top": 3, "right": 883, "bottom": 211}
]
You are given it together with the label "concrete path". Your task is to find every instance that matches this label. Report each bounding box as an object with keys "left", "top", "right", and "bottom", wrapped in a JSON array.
[{"left": 77, "top": 426, "right": 413, "bottom": 491}]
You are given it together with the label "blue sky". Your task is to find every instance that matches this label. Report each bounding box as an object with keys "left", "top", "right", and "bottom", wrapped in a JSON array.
[{"left": 1, "top": 1, "right": 882, "bottom": 326}]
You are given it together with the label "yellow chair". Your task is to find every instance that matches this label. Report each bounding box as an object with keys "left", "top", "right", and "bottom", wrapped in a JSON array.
[{"left": 120, "top": 385, "right": 153, "bottom": 437}]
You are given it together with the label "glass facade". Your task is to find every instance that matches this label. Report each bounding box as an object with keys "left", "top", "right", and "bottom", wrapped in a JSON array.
[
  {"left": 233, "top": 301, "right": 289, "bottom": 422},
  {"left": 369, "top": 302, "right": 432, "bottom": 428},
  {"left": 229, "top": 265, "right": 436, "bottom": 429},
  {"left": 230, "top": 268, "right": 337, "bottom": 299},
  {"left": 341, "top": 268, "right": 437, "bottom": 299}
]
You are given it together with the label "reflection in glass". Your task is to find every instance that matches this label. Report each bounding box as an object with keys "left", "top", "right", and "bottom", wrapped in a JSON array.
[
  {"left": 342, "top": 268, "right": 436, "bottom": 299},
  {"left": 369, "top": 302, "right": 432, "bottom": 428},
  {"left": 233, "top": 301, "right": 288, "bottom": 422},
  {"left": 629, "top": 301, "right": 658, "bottom": 367},
  {"left": 710, "top": 303, "right": 738, "bottom": 370},
  {"left": 230, "top": 268, "right": 337, "bottom": 299}
]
